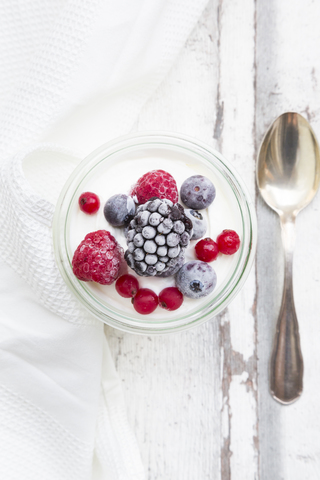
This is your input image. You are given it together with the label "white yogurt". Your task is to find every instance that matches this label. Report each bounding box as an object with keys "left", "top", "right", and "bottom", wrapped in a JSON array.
[{"left": 67, "top": 148, "right": 242, "bottom": 320}]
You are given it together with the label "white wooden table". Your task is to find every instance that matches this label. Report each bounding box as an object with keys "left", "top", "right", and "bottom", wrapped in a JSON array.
[{"left": 106, "top": 1, "right": 320, "bottom": 478}]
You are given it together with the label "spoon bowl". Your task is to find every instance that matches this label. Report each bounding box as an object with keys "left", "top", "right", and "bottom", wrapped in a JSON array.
[
  {"left": 257, "top": 112, "right": 320, "bottom": 404},
  {"left": 257, "top": 112, "right": 320, "bottom": 218}
]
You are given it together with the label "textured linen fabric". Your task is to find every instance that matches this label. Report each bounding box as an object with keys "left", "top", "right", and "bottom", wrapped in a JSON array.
[{"left": 0, "top": 0, "right": 208, "bottom": 479}]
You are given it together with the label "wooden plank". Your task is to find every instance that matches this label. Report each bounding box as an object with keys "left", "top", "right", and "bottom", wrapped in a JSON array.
[
  {"left": 107, "top": 3, "right": 223, "bottom": 480},
  {"left": 107, "top": 1, "right": 260, "bottom": 479},
  {"left": 256, "top": 0, "right": 320, "bottom": 479},
  {"left": 216, "top": 1, "right": 258, "bottom": 478},
  {"left": 108, "top": 1, "right": 320, "bottom": 478}
]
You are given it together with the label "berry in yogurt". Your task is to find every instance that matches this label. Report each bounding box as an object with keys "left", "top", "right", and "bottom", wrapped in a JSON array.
[
  {"left": 69, "top": 156, "right": 243, "bottom": 319},
  {"left": 131, "top": 169, "right": 179, "bottom": 204},
  {"left": 217, "top": 229, "right": 240, "bottom": 255},
  {"left": 115, "top": 274, "right": 139, "bottom": 298},
  {"left": 133, "top": 288, "right": 158, "bottom": 314},
  {"left": 104, "top": 193, "right": 135, "bottom": 227},
  {"left": 195, "top": 238, "right": 219, "bottom": 262},
  {"left": 184, "top": 209, "right": 207, "bottom": 240},
  {"left": 124, "top": 198, "right": 192, "bottom": 278},
  {"left": 72, "top": 230, "right": 123, "bottom": 285},
  {"left": 78, "top": 192, "right": 100, "bottom": 214},
  {"left": 180, "top": 175, "right": 216, "bottom": 210},
  {"left": 158, "top": 287, "right": 183, "bottom": 311},
  {"left": 175, "top": 260, "right": 217, "bottom": 299}
]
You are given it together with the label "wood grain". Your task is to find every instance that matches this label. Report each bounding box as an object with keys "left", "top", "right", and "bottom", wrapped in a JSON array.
[
  {"left": 217, "top": 1, "right": 258, "bottom": 478},
  {"left": 107, "top": 4, "right": 222, "bottom": 480},
  {"left": 107, "top": 0, "right": 320, "bottom": 478},
  {"left": 256, "top": 1, "right": 320, "bottom": 479}
]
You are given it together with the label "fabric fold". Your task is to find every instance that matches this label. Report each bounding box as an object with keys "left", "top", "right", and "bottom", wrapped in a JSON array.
[{"left": 0, "top": 1, "right": 209, "bottom": 478}]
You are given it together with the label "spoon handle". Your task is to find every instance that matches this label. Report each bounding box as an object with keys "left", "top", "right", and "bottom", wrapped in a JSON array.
[{"left": 270, "top": 216, "right": 304, "bottom": 404}]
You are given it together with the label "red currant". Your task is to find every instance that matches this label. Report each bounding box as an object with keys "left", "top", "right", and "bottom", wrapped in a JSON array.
[
  {"left": 133, "top": 288, "right": 158, "bottom": 315},
  {"left": 195, "top": 238, "right": 219, "bottom": 262},
  {"left": 115, "top": 274, "right": 139, "bottom": 298},
  {"left": 217, "top": 229, "right": 240, "bottom": 255},
  {"left": 78, "top": 192, "right": 100, "bottom": 214},
  {"left": 158, "top": 287, "right": 183, "bottom": 311}
]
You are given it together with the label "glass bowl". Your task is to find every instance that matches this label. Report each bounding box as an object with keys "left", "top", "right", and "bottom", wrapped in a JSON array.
[{"left": 53, "top": 132, "right": 257, "bottom": 334}]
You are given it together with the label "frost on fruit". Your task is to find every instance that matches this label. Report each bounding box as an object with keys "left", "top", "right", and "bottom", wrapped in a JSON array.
[
  {"left": 180, "top": 175, "right": 216, "bottom": 210},
  {"left": 184, "top": 209, "right": 207, "bottom": 240},
  {"left": 72, "top": 230, "right": 123, "bottom": 285},
  {"left": 130, "top": 170, "right": 179, "bottom": 204},
  {"left": 104, "top": 194, "right": 135, "bottom": 227},
  {"left": 124, "top": 198, "right": 192, "bottom": 277},
  {"left": 175, "top": 260, "right": 217, "bottom": 299}
]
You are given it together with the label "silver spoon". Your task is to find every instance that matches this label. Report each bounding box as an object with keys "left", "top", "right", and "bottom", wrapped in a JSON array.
[{"left": 257, "top": 112, "right": 320, "bottom": 404}]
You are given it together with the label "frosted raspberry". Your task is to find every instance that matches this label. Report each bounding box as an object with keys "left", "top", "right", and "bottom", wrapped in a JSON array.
[
  {"left": 131, "top": 170, "right": 179, "bottom": 204},
  {"left": 72, "top": 230, "right": 123, "bottom": 285}
]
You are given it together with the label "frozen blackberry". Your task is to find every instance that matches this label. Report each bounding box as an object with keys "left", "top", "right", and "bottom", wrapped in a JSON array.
[
  {"left": 160, "top": 252, "right": 185, "bottom": 278},
  {"left": 124, "top": 198, "right": 192, "bottom": 277}
]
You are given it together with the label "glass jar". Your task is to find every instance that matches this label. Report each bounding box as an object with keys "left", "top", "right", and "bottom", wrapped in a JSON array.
[{"left": 53, "top": 132, "right": 257, "bottom": 334}]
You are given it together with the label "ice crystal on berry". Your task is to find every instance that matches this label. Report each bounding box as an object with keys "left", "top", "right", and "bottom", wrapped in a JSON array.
[{"left": 72, "top": 230, "right": 123, "bottom": 285}]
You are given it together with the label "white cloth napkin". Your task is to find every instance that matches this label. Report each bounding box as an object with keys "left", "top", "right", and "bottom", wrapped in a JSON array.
[{"left": 0, "top": 0, "right": 208, "bottom": 478}]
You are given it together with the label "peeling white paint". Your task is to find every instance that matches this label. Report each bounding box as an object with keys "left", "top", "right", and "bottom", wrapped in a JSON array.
[
  {"left": 229, "top": 374, "right": 258, "bottom": 477},
  {"left": 104, "top": 0, "right": 320, "bottom": 479}
]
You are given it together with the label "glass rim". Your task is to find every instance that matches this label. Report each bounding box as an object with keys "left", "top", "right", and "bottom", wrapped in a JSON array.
[{"left": 53, "top": 131, "right": 257, "bottom": 334}]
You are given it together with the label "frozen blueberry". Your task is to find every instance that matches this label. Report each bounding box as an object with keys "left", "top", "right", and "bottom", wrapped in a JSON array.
[
  {"left": 104, "top": 194, "right": 135, "bottom": 226},
  {"left": 180, "top": 175, "right": 216, "bottom": 210},
  {"left": 175, "top": 260, "right": 217, "bottom": 299},
  {"left": 184, "top": 209, "right": 207, "bottom": 240}
]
